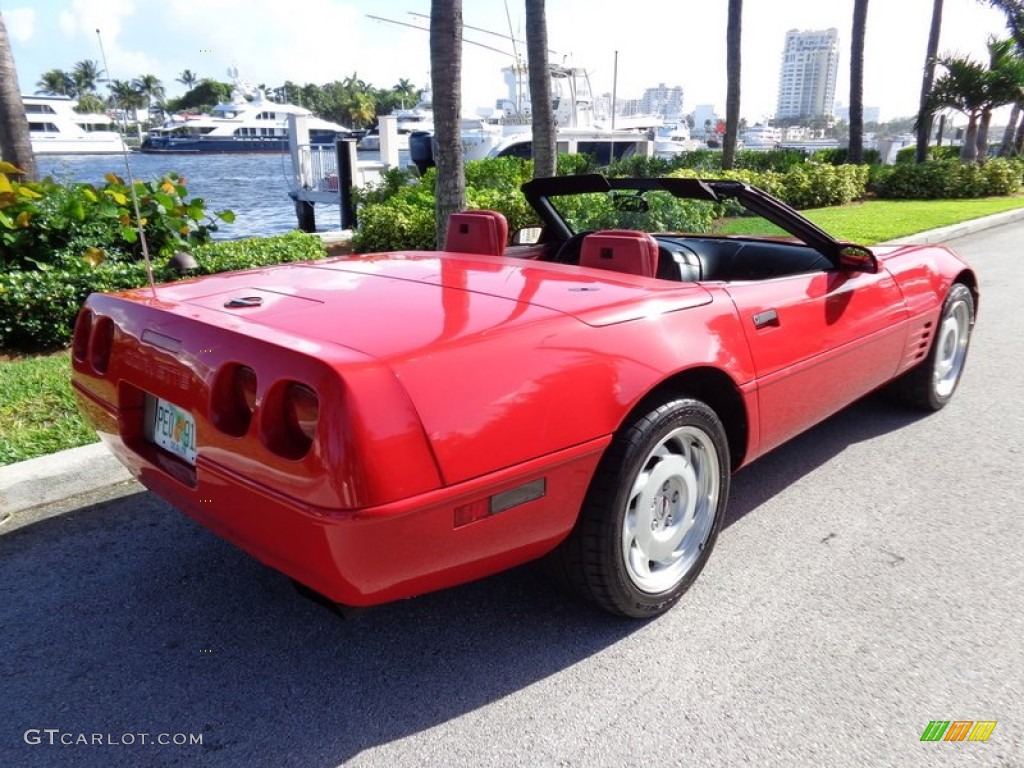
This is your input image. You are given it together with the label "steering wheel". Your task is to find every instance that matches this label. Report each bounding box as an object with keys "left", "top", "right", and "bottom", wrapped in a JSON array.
[{"left": 550, "top": 230, "right": 594, "bottom": 265}]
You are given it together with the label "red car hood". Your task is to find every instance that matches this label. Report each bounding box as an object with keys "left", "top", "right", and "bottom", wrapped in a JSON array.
[{"left": 137, "top": 252, "right": 714, "bottom": 359}]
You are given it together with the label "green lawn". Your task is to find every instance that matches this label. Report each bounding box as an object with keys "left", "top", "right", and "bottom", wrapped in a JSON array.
[
  {"left": 4, "top": 195, "right": 1024, "bottom": 466},
  {"left": 716, "top": 195, "right": 1024, "bottom": 244},
  {"left": 0, "top": 351, "right": 97, "bottom": 466}
]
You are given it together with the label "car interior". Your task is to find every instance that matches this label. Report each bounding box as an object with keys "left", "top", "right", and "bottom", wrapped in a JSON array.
[{"left": 448, "top": 208, "right": 836, "bottom": 283}]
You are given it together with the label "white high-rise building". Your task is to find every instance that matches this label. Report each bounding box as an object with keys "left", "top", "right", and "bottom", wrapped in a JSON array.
[
  {"left": 775, "top": 28, "right": 840, "bottom": 121},
  {"left": 640, "top": 83, "right": 684, "bottom": 119}
]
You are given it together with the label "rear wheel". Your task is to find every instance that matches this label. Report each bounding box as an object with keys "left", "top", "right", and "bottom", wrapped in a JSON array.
[
  {"left": 550, "top": 399, "right": 730, "bottom": 618},
  {"left": 888, "top": 282, "right": 975, "bottom": 411}
]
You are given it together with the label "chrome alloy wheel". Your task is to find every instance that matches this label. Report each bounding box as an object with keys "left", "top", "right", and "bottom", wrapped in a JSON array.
[
  {"left": 934, "top": 294, "right": 972, "bottom": 398},
  {"left": 622, "top": 425, "right": 721, "bottom": 594}
]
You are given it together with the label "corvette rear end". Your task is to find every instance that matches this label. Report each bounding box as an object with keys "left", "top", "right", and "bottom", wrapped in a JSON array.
[{"left": 70, "top": 259, "right": 635, "bottom": 607}]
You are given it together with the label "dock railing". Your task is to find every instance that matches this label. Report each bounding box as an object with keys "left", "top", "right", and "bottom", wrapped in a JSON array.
[{"left": 287, "top": 113, "right": 402, "bottom": 232}]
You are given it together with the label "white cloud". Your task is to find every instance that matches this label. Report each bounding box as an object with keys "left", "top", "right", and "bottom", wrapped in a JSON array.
[
  {"left": 57, "top": 0, "right": 134, "bottom": 40},
  {"left": 3, "top": 7, "right": 36, "bottom": 43}
]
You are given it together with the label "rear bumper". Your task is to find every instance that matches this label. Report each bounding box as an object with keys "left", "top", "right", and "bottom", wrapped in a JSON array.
[{"left": 75, "top": 384, "right": 606, "bottom": 606}]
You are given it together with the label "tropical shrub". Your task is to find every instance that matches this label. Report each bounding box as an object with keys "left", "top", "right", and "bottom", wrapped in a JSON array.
[
  {"left": 871, "top": 158, "right": 1023, "bottom": 198},
  {"left": 894, "top": 145, "right": 962, "bottom": 164},
  {"left": 0, "top": 232, "right": 325, "bottom": 352},
  {"left": 809, "top": 147, "right": 881, "bottom": 166},
  {"left": 671, "top": 162, "right": 870, "bottom": 209},
  {"left": 0, "top": 163, "right": 235, "bottom": 272},
  {"left": 735, "top": 149, "right": 811, "bottom": 172},
  {"left": 350, "top": 156, "right": 543, "bottom": 252}
]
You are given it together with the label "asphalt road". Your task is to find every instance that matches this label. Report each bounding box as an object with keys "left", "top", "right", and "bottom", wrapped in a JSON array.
[{"left": 2, "top": 224, "right": 1023, "bottom": 768}]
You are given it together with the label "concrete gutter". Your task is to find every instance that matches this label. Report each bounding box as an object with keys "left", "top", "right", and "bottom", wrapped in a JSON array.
[
  {"left": 0, "top": 442, "right": 133, "bottom": 523},
  {"left": 2, "top": 207, "right": 1022, "bottom": 523}
]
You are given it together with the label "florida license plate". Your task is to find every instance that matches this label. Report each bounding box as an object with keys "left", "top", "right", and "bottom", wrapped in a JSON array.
[{"left": 149, "top": 397, "right": 197, "bottom": 465}]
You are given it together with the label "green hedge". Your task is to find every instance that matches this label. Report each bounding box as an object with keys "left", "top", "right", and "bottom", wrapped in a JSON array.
[
  {"left": 0, "top": 232, "right": 326, "bottom": 352},
  {"left": 808, "top": 147, "right": 882, "bottom": 166},
  {"left": 351, "top": 156, "right": 541, "bottom": 253},
  {"left": 870, "top": 158, "right": 1023, "bottom": 199},
  {"left": 671, "top": 162, "right": 871, "bottom": 208},
  {"left": 894, "top": 145, "right": 962, "bottom": 164}
]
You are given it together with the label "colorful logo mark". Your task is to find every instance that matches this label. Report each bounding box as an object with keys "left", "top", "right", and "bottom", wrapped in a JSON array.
[{"left": 920, "top": 721, "right": 997, "bottom": 742}]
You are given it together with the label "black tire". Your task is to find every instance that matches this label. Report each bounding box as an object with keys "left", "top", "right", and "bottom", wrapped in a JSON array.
[
  {"left": 549, "top": 398, "right": 730, "bottom": 618},
  {"left": 886, "top": 282, "right": 975, "bottom": 411}
]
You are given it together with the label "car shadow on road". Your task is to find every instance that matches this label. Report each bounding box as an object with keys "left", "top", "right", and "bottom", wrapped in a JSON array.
[
  {"left": 0, "top": 395, "right": 926, "bottom": 768},
  {"left": 723, "top": 394, "right": 926, "bottom": 529},
  {"left": 0, "top": 487, "right": 635, "bottom": 768}
]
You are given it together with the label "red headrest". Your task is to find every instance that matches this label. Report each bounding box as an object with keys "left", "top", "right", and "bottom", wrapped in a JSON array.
[
  {"left": 445, "top": 210, "right": 509, "bottom": 256},
  {"left": 579, "top": 230, "right": 660, "bottom": 278}
]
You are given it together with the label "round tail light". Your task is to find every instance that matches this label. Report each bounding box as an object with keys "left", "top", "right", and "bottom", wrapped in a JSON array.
[
  {"left": 262, "top": 381, "right": 319, "bottom": 460},
  {"left": 284, "top": 383, "right": 319, "bottom": 452},
  {"left": 72, "top": 310, "right": 93, "bottom": 363},
  {"left": 90, "top": 316, "right": 115, "bottom": 373},
  {"left": 212, "top": 364, "right": 257, "bottom": 437}
]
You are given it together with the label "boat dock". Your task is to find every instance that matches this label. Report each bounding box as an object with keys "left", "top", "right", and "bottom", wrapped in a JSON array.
[{"left": 287, "top": 114, "right": 404, "bottom": 232}]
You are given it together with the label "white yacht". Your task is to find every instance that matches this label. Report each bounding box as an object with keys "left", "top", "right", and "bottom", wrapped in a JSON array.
[
  {"left": 741, "top": 123, "right": 783, "bottom": 148},
  {"left": 358, "top": 89, "right": 434, "bottom": 152},
  {"left": 653, "top": 123, "right": 703, "bottom": 157},
  {"left": 23, "top": 95, "right": 129, "bottom": 155},
  {"left": 141, "top": 86, "right": 352, "bottom": 154}
]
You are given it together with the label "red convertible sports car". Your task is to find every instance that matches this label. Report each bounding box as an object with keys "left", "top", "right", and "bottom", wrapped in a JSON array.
[{"left": 71, "top": 174, "right": 977, "bottom": 618}]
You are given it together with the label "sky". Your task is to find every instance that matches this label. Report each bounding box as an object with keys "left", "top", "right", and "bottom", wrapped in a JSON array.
[{"left": 0, "top": 0, "right": 1014, "bottom": 124}]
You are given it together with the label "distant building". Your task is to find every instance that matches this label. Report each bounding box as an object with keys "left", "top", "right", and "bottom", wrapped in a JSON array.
[
  {"left": 776, "top": 28, "right": 840, "bottom": 121},
  {"left": 834, "top": 103, "right": 881, "bottom": 124},
  {"left": 640, "top": 83, "right": 684, "bottom": 120},
  {"left": 693, "top": 104, "right": 720, "bottom": 134}
]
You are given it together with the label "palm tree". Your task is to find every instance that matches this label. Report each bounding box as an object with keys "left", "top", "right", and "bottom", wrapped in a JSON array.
[
  {"left": 915, "top": 0, "right": 944, "bottom": 162},
  {"left": 922, "top": 40, "right": 1024, "bottom": 162},
  {"left": 72, "top": 59, "right": 104, "bottom": 96},
  {"left": 74, "top": 92, "right": 108, "bottom": 115},
  {"left": 922, "top": 57, "right": 986, "bottom": 162},
  {"left": 430, "top": 0, "right": 464, "bottom": 248},
  {"left": 36, "top": 68, "right": 74, "bottom": 96},
  {"left": 393, "top": 78, "right": 418, "bottom": 106},
  {"left": 0, "top": 12, "right": 37, "bottom": 180},
  {"left": 342, "top": 90, "right": 376, "bottom": 128},
  {"left": 983, "top": 0, "right": 1024, "bottom": 154},
  {"left": 177, "top": 69, "right": 199, "bottom": 90},
  {"left": 342, "top": 72, "right": 368, "bottom": 93},
  {"left": 848, "top": 0, "right": 869, "bottom": 164},
  {"left": 983, "top": 0, "right": 1024, "bottom": 41},
  {"left": 133, "top": 74, "right": 165, "bottom": 120},
  {"left": 999, "top": 102, "right": 1020, "bottom": 154},
  {"left": 975, "top": 37, "right": 1024, "bottom": 155},
  {"left": 527, "top": 0, "right": 556, "bottom": 177},
  {"left": 107, "top": 79, "right": 145, "bottom": 124},
  {"left": 722, "top": 0, "right": 742, "bottom": 169}
]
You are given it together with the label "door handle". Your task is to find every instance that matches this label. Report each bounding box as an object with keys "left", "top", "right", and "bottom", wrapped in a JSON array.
[{"left": 752, "top": 309, "right": 779, "bottom": 329}]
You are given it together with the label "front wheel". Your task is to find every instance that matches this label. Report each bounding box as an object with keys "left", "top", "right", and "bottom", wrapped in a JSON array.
[
  {"left": 887, "top": 282, "right": 975, "bottom": 411},
  {"left": 550, "top": 399, "right": 730, "bottom": 618}
]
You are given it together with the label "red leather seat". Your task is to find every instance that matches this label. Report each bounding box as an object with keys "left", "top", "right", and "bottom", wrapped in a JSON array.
[
  {"left": 445, "top": 210, "right": 509, "bottom": 256},
  {"left": 579, "top": 230, "right": 660, "bottom": 278}
]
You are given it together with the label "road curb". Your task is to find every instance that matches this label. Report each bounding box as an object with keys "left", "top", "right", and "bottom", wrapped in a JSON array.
[
  {"left": 880, "top": 206, "right": 1024, "bottom": 245},
  {"left": 2, "top": 206, "right": 1022, "bottom": 522},
  {"left": 0, "top": 442, "right": 132, "bottom": 522}
]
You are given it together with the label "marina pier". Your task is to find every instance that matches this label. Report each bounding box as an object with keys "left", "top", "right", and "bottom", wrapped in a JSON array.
[{"left": 287, "top": 114, "right": 403, "bottom": 233}]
